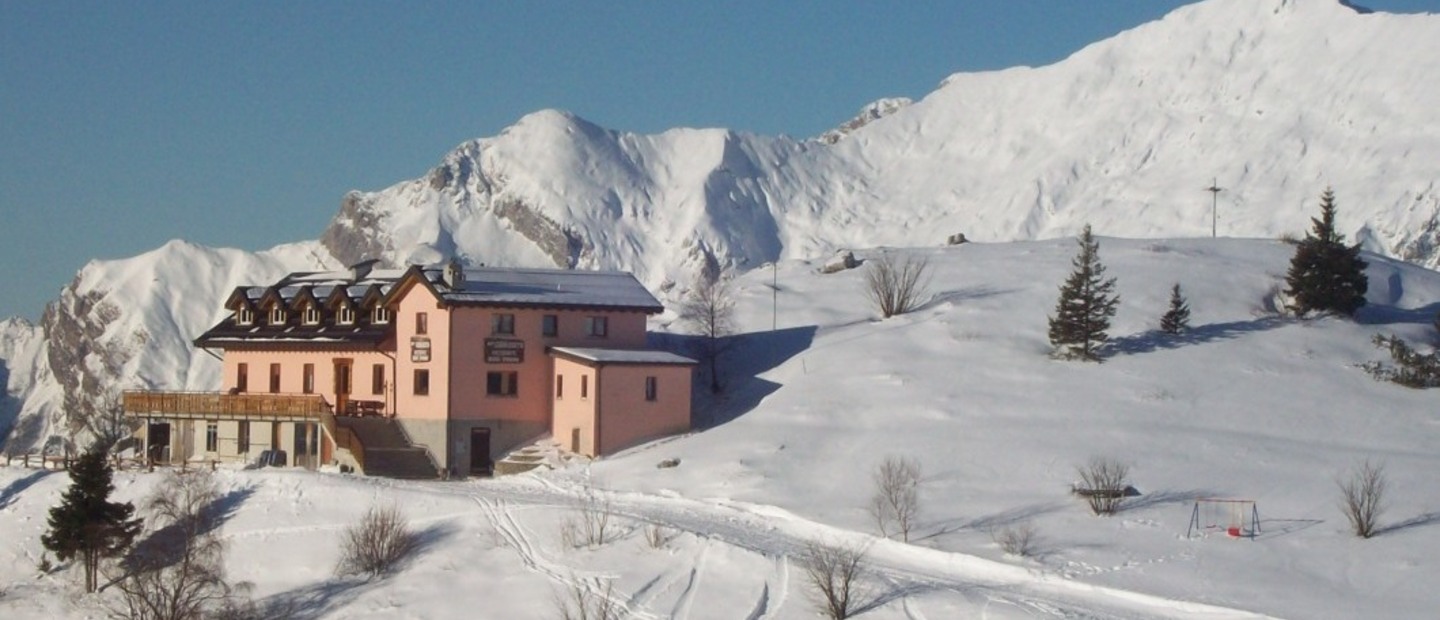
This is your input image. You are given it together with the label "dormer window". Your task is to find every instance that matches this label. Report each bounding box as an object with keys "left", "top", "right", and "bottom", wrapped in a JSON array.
[
  {"left": 373, "top": 307, "right": 390, "bottom": 324},
  {"left": 337, "top": 305, "right": 355, "bottom": 325},
  {"left": 236, "top": 307, "right": 255, "bottom": 326},
  {"left": 268, "top": 306, "right": 287, "bottom": 325},
  {"left": 302, "top": 306, "right": 321, "bottom": 326}
]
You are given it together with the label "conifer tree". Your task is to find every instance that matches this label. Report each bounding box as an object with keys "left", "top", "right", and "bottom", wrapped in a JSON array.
[
  {"left": 1048, "top": 224, "right": 1120, "bottom": 361},
  {"left": 1160, "top": 283, "right": 1191, "bottom": 335},
  {"left": 42, "top": 446, "right": 142, "bottom": 593},
  {"left": 1284, "top": 187, "right": 1368, "bottom": 317}
]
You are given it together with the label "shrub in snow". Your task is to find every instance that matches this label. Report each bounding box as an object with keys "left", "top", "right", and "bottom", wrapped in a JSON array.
[
  {"left": 991, "top": 523, "right": 1039, "bottom": 557},
  {"left": 1284, "top": 187, "right": 1368, "bottom": 318},
  {"left": 554, "top": 577, "right": 621, "bottom": 620},
  {"left": 560, "top": 481, "right": 613, "bottom": 549},
  {"left": 1074, "top": 457, "right": 1131, "bottom": 516},
  {"left": 863, "top": 253, "right": 931, "bottom": 319},
  {"left": 1048, "top": 225, "right": 1119, "bottom": 362},
  {"left": 1338, "top": 460, "right": 1387, "bottom": 539},
  {"left": 337, "top": 503, "right": 418, "bottom": 577}
]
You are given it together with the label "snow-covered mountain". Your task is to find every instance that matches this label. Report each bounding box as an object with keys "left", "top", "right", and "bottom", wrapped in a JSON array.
[{"left": 4, "top": 0, "right": 1440, "bottom": 450}]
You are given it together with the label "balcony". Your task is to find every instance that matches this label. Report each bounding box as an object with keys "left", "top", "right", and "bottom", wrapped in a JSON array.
[{"left": 122, "top": 390, "right": 332, "bottom": 421}]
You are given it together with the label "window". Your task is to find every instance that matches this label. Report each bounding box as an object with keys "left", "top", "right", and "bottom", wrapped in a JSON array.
[
  {"left": 269, "top": 306, "right": 287, "bottom": 325},
  {"left": 372, "top": 364, "right": 385, "bottom": 395},
  {"left": 645, "top": 376, "right": 657, "bottom": 401},
  {"left": 237, "top": 421, "right": 250, "bottom": 454},
  {"left": 237, "top": 307, "right": 254, "bottom": 326},
  {"left": 584, "top": 316, "right": 608, "bottom": 338},
  {"left": 236, "top": 363, "right": 248, "bottom": 392},
  {"left": 269, "top": 363, "right": 281, "bottom": 393},
  {"left": 302, "top": 305, "right": 321, "bottom": 325},
  {"left": 486, "top": 371, "right": 518, "bottom": 397},
  {"left": 416, "top": 312, "right": 428, "bottom": 335},
  {"left": 580, "top": 375, "right": 589, "bottom": 399},
  {"left": 302, "top": 364, "right": 315, "bottom": 394},
  {"left": 492, "top": 313, "right": 515, "bottom": 335},
  {"left": 337, "top": 305, "right": 355, "bottom": 325},
  {"left": 373, "top": 307, "right": 390, "bottom": 324},
  {"left": 414, "top": 369, "right": 430, "bottom": 396},
  {"left": 555, "top": 375, "right": 564, "bottom": 399},
  {"left": 542, "top": 314, "right": 559, "bottom": 337},
  {"left": 205, "top": 423, "right": 218, "bottom": 452}
]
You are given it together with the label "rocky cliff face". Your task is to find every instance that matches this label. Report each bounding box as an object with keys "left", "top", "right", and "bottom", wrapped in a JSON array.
[{"left": 4, "top": 0, "right": 1440, "bottom": 451}]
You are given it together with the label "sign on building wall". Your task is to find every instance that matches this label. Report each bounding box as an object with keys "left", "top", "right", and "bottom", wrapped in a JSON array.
[
  {"left": 411, "top": 336, "right": 431, "bottom": 362},
  {"left": 485, "top": 338, "right": 524, "bottom": 363}
]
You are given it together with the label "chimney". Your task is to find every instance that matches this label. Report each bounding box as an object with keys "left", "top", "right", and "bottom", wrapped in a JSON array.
[
  {"left": 442, "top": 257, "right": 465, "bottom": 289},
  {"left": 348, "top": 258, "right": 379, "bottom": 282}
]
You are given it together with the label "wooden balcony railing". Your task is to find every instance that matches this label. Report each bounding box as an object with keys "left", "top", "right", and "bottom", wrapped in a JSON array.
[{"left": 122, "top": 391, "right": 332, "bottom": 419}]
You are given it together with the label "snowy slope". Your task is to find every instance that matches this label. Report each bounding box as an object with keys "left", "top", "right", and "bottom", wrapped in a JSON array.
[
  {"left": 3, "top": 237, "right": 1439, "bottom": 619},
  {"left": 5, "top": 0, "right": 1440, "bottom": 452}
]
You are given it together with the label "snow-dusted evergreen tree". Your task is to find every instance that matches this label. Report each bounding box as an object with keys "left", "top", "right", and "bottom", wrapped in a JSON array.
[
  {"left": 1284, "top": 188, "right": 1368, "bottom": 318},
  {"left": 42, "top": 446, "right": 142, "bottom": 593},
  {"left": 1160, "top": 283, "right": 1190, "bottom": 335},
  {"left": 1048, "top": 225, "right": 1120, "bottom": 362}
]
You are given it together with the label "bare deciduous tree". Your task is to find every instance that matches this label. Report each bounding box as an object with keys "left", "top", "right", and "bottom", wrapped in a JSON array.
[
  {"left": 1074, "top": 457, "right": 1130, "bottom": 516},
  {"left": 868, "top": 456, "right": 922, "bottom": 542},
  {"left": 1338, "top": 460, "right": 1387, "bottom": 538},
  {"left": 802, "top": 539, "right": 872, "bottom": 620},
  {"left": 863, "top": 253, "right": 931, "bottom": 319},
  {"left": 74, "top": 394, "right": 139, "bottom": 457},
  {"left": 336, "top": 503, "right": 418, "bottom": 577},
  {"left": 554, "top": 578, "right": 621, "bottom": 620},
  {"left": 112, "top": 469, "right": 249, "bottom": 620},
  {"left": 678, "top": 271, "right": 737, "bottom": 394}
]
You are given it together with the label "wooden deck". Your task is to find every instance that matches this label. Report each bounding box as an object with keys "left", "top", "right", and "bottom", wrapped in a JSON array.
[{"left": 122, "top": 390, "right": 331, "bottom": 421}]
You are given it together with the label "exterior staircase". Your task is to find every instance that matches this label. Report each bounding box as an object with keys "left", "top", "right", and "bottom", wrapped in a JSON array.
[
  {"left": 494, "top": 438, "right": 581, "bottom": 476},
  {"left": 335, "top": 417, "right": 439, "bottom": 480}
]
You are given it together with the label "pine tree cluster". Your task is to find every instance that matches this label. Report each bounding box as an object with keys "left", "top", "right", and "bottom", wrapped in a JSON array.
[
  {"left": 1048, "top": 224, "right": 1120, "bottom": 362},
  {"left": 1284, "top": 188, "right": 1368, "bottom": 317}
]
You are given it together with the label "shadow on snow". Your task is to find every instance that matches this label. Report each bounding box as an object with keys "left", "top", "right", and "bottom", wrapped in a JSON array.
[{"left": 652, "top": 326, "right": 818, "bottom": 430}]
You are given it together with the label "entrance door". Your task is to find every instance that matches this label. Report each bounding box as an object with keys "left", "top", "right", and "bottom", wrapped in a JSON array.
[
  {"left": 147, "top": 422, "right": 171, "bottom": 464},
  {"left": 293, "top": 422, "right": 316, "bottom": 469},
  {"left": 333, "top": 359, "right": 353, "bottom": 414},
  {"left": 470, "top": 428, "right": 492, "bottom": 476}
]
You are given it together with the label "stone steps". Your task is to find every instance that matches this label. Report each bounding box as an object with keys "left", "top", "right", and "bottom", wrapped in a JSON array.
[{"left": 335, "top": 416, "right": 440, "bottom": 480}]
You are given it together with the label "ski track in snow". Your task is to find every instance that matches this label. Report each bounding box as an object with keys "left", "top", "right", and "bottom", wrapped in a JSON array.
[{"left": 417, "top": 477, "right": 1274, "bottom": 620}]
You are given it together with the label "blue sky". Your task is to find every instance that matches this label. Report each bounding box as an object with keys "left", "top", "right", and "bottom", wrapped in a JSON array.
[{"left": 2, "top": 0, "right": 1437, "bottom": 321}]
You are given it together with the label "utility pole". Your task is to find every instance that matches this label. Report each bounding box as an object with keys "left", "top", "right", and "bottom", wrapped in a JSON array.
[
  {"left": 1204, "top": 178, "right": 1224, "bottom": 238},
  {"left": 770, "top": 261, "right": 778, "bottom": 331}
]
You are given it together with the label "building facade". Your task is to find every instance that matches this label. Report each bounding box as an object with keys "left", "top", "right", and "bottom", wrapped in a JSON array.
[{"left": 124, "top": 260, "right": 695, "bottom": 477}]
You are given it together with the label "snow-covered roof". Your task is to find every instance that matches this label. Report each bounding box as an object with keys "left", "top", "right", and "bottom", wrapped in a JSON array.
[
  {"left": 435, "top": 267, "right": 664, "bottom": 312},
  {"left": 549, "top": 346, "right": 696, "bottom": 365}
]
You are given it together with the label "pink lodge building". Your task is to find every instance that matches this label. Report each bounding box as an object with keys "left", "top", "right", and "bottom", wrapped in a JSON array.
[{"left": 123, "top": 260, "right": 695, "bottom": 478}]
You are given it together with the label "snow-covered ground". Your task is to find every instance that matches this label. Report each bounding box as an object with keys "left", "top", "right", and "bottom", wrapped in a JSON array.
[{"left": 4, "top": 237, "right": 1439, "bottom": 619}]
